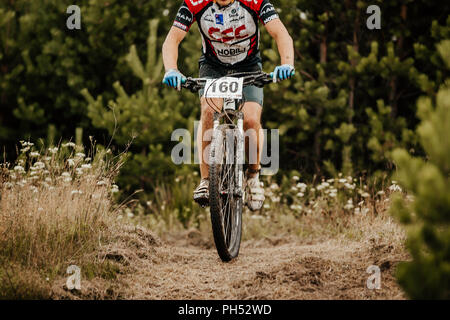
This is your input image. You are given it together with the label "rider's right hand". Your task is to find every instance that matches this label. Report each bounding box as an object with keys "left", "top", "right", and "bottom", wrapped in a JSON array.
[{"left": 162, "top": 69, "right": 187, "bottom": 91}]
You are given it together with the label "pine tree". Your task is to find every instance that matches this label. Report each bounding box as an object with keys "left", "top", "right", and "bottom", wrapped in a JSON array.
[
  {"left": 390, "top": 40, "right": 450, "bottom": 299},
  {"left": 82, "top": 19, "right": 200, "bottom": 195}
]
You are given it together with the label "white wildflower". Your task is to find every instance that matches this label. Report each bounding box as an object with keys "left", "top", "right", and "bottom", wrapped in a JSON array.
[
  {"left": 344, "top": 203, "right": 354, "bottom": 210},
  {"left": 48, "top": 147, "right": 58, "bottom": 154},
  {"left": 290, "top": 204, "right": 302, "bottom": 211},
  {"left": 263, "top": 203, "right": 270, "bottom": 209},
  {"left": 292, "top": 176, "right": 300, "bottom": 181},
  {"left": 389, "top": 184, "right": 402, "bottom": 192},
  {"left": 81, "top": 164, "right": 92, "bottom": 170},
  {"left": 377, "top": 191, "right": 385, "bottom": 196},
  {"left": 67, "top": 159, "right": 75, "bottom": 167},
  {"left": 111, "top": 185, "right": 119, "bottom": 193},
  {"left": 30, "top": 152, "right": 40, "bottom": 157},
  {"left": 33, "top": 162, "right": 45, "bottom": 170},
  {"left": 63, "top": 142, "right": 76, "bottom": 148},
  {"left": 361, "top": 192, "right": 370, "bottom": 198},
  {"left": 14, "top": 165, "right": 25, "bottom": 173},
  {"left": 296, "top": 192, "right": 304, "bottom": 198},
  {"left": 270, "top": 183, "right": 279, "bottom": 191},
  {"left": 97, "top": 180, "right": 108, "bottom": 186},
  {"left": 344, "top": 183, "right": 356, "bottom": 190},
  {"left": 296, "top": 183, "right": 307, "bottom": 190},
  {"left": 61, "top": 172, "right": 71, "bottom": 177},
  {"left": 271, "top": 196, "right": 281, "bottom": 203},
  {"left": 76, "top": 153, "right": 86, "bottom": 158}
]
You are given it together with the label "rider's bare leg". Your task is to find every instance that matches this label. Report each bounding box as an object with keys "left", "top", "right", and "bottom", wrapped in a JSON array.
[
  {"left": 242, "top": 102, "right": 263, "bottom": 178},
  {"left": 197, "top": 97, "right": 223, "bottom": 179}
]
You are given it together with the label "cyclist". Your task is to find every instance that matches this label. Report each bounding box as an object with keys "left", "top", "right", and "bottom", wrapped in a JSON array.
[{"left": 162, "top": 0, "right": 295, "bottom": 211}]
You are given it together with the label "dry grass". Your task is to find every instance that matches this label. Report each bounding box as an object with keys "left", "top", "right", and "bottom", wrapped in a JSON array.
[{"left": 0, "top": 142, "right": 130, "bottom": 299}]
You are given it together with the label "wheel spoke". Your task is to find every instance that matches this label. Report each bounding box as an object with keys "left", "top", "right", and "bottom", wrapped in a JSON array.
[{"left": 211, "top": 126, "right": 242, "bottom": 259}]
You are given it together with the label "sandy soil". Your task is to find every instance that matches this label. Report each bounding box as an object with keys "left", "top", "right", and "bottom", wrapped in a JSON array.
[
  {"left": 53, "top": 213, "right": 409, "bottom": 300},
  {"left": 117, "top": 228, "right": 408, "bottom": 300}
]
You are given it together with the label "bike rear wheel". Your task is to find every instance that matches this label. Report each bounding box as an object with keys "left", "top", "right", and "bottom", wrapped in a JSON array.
[{"left": 209, "top": 125, "right": 243, "bottom": 262}]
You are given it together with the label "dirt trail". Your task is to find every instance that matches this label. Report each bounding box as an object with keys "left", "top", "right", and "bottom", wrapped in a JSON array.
[{"left": 120, "top": 230, "right": 408, "bottom": 300}]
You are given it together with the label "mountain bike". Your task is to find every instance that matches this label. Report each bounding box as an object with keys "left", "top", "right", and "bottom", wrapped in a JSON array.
[{"left": 182, "top": 71, "right": 273, "bottom": 262}]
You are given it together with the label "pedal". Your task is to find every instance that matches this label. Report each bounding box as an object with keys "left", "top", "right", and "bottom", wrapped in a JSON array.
[{"left": 194, "top": 194, "right": 209, "bottom": 208}]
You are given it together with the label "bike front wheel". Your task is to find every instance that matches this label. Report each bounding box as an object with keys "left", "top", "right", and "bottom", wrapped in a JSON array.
[{"left": 209, "top": 125, "right": 243, "bottom": 262}]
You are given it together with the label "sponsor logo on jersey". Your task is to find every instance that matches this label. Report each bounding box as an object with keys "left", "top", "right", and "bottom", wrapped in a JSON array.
[
  {"left": 177, "top": 12, "right": 193, "bottom": 23},
  {"left": 263, "top": 15, "right": 278, "bottom": 24},
  {"left": 215, "top": 13, "right": 224, "bottom": 25},
  {"left": 173, "top": 21, "right": 188, "bottom": 31},
  {"left": 190, "top": 0, "right": 206, "bottom": 6},
  {"left": 229, "top": 8, "right": 238, "bottom": 18},
  {"left": 217, "top": 47, "right": 246, "bottom": 57},
  {"left": 260, "top": 4, "right": 276, "bottom": 16}
]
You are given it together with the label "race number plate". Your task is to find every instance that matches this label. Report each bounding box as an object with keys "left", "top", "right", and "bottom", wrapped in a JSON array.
[{"left": 203, "top": 77, "right": 244, "bottom": 99}]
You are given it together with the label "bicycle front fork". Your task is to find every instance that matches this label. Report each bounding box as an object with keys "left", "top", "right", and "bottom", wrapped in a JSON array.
[{"left": 236, "top": 112, "right": 244, "bottom": 198}]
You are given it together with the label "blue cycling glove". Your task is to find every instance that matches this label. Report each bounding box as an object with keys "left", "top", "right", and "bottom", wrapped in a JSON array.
[
  {"left": 271, "top": 64, "right": 295, "bottom": 83},
  {"left": 162, "top": 69, "right": 187, "bottom": 91}
]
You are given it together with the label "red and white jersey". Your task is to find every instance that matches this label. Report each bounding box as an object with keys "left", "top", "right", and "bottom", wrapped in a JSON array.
[{"left": 173, "top": 0, "right": 279, "bottom": 67}]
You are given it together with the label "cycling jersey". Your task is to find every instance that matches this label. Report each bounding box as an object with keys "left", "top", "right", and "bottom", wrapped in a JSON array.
[{"left": 173, "top": 0, "right": 279, "bottom": 67}]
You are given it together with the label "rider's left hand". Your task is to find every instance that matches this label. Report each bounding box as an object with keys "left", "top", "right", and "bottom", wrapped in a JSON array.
[{"left": 271, "top": 64, "right": 295, "bottom": 83}]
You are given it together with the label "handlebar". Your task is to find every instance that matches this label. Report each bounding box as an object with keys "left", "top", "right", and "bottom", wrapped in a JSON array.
[{"left": 182, "top": 71, "right": 274, "bottom": 93}]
